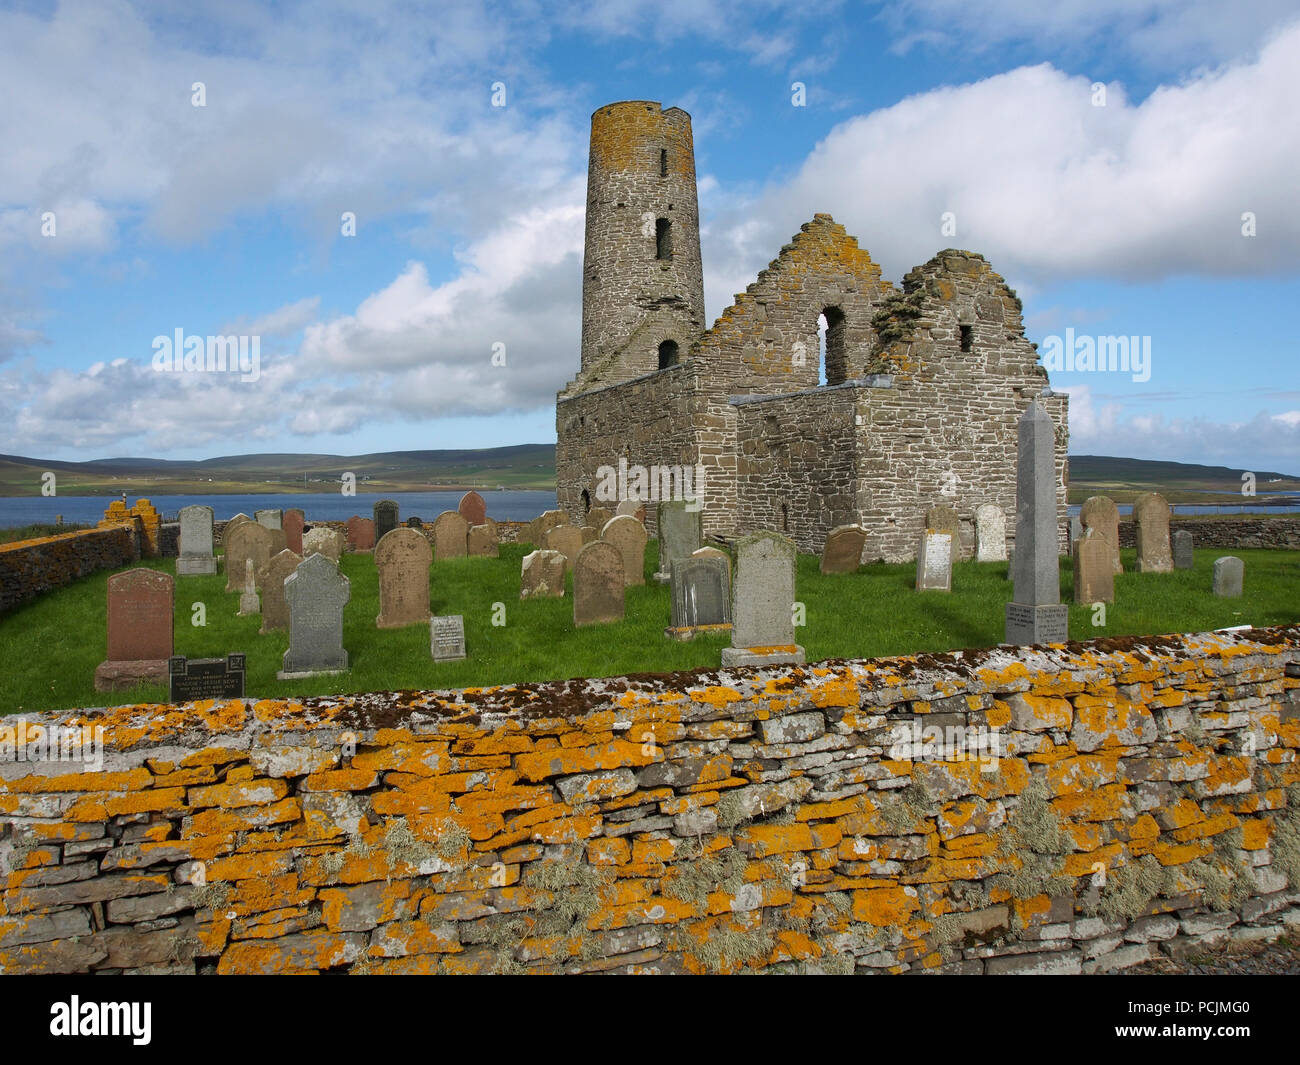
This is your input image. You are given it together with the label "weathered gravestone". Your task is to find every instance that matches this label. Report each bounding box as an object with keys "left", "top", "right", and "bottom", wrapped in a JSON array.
[
  {"left": 374, "top": 499, "right": 400, "bottom": 542},
  {"left": 280, "top": 553, "right": 350, "bottom": 678},
  {"left": 653, "top": 501, "right": 703, "bottom": 583},
  {"left": 267, "top": 527, "right": 288, "bottom": 556},
  {"left": 820, "top": 525, "right": 866, "bottom": 575},
  {"left": 457, "top": 491, "right": 487, "bottom": 528},
  {"left": 345, "top": 516, "right": 375, "bottom": 552},
  {"left": 430, "top": 615, "right": 467, "bottom": 662},
  {"left": 1005, "top": 401, "right": 1069, "bottom": 646},
  {"left": 915, "top": 531, "right": 953, "bottom": 592},
  {"left": 974, "top": 503, "right": 1008, "bottom": 563},
  {"left": 925, "top": 504, "right": 960, "bottom": 558},
  {"left": 169, "top": 654, "right": 245, "bottom": 702},
  {"left": 586, "top": 506, "right": 613, "bottom": 531},
  {"left": 94, "top": 568, "right": 174, "bottom": 691},
  {"left": 1213, "top": 556, "right": 1244, "bottom": 598},
  {"left": 668, "top": 555, "right": 731, "bottom": 638},
  {"left": 615, "top": 500, "right": 646, "bottom": 523},
  {"left": 238, "top": 559, "right": 260, "bottom": 616},
  {"left": 375, "top": 528, "right": 432, "bottom": 628},
  {"left": 255, "top": 508, "right": 283, "bottom": 531},
  {"left": 224, "top": 521, "right": 273, "bottom": 593},
  {"left": 526, "top": 509, "right": 567, "bottom": 546},
  {"left": 432, "top": 511, "right": 469, "bottom": 560},
  {"left": 574, "top": 541, "right": 625, "bottom": 626},
  {"left": 1073, "top": 530, "right": 1114, "bottom": 604},
  {"left": 1069, "top": 516, "right": 1083, "bottom": 548},
  {"left": 580, "top": 525, "right": 600, "bottom": 544},
  {"left": 1173, "top": 529, "right": 1194, "bottom": 570},
  {"left": 302, "top": 526, "right": 344, "bottom": 562},
  {"left": 467, "top": 523, "right": 499, "bottom": 558},
  {"left": 177, "top": 505, "right": 218, "bottom": 576},
  {"left": 224, "top": 513, "right": 252, "bottom": 537},
  {"left": 1134, "top": 492, "right": 1173, "bottom": 573},
  {"left": 542, "top": 525, "right": 584, "bottom": 568},
  {"left": 258, "top": 549, "right": 303, "bottom": 633},
  {"left": 520, "top": 549, "right": 567, "bottom": 599},
  {"left": 721, "top": 532, "right": 804, "bottom": 667},
  {"left": 1079, "top": 495, "right": 1122, "bottom": 575},
  {"left": 406, "top": 517, "right": 424, "bottom": 529},
  {"left": 601, "top": 515, "right": 648, "bottom": 586},
  {"left": 283, "top": 509, "right": 305, "bottom": 555}
]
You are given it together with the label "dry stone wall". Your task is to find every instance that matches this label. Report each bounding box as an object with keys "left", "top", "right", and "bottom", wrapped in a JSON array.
[
  {"left": 3, "top": 626, "right": 1299, "bottom": 975},
  {"left": 0, "top": 527, "right": 140, "bottom": 614},
  {"left": 1118, "top": 518, "right": 1300, "bottom": 551}
]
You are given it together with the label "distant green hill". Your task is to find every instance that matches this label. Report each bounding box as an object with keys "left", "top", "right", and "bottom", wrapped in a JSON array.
[{"left": 1068, "top": 455, "right": 1299, "bottom": 505}]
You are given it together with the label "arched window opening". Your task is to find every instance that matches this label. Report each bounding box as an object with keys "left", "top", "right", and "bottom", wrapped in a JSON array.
[
  {"left": 655, "top": 218, "right": 672, "bottom": 260},
  {"left": 581, "top": 489, "right": 591, "bottom": 517},
  {"left": 658, "top": 339, "right": 679, "bottom": 369},
  {"left": 818, "top": 306, "right": 847, "bottom": 385}
]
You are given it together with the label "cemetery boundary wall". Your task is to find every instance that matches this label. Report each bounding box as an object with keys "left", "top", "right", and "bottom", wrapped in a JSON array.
[
  {"left": 0, "top": 527, "right": 139, "bottom": 615},
  {"left": 1119, "top": 517, "right": 1300, "bottom": 551},
  {"left": 3, "top": 625, "right": 1299, "bottom": 974}
]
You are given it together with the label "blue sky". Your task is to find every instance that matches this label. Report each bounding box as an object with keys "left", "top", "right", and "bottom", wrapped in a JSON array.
[{"left": 2, "top": 0, "right": 1298, "bottom": 473}]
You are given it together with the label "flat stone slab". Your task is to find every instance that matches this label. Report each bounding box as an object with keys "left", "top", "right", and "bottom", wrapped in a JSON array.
[
  {"left": 93, "top": 659, "right": 169, "bottom": 692},
  {"left": 721, "top": 644, "right": 806, "bottom": 667},
  {"left": 664, "top": 622, "right": 732, "bottom": 642}
]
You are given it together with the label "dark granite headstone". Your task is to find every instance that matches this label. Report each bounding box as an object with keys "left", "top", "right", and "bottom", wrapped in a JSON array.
[
  {"left": 670, "top": 556, "right": 731, "bottom": 629},
  {"left": 169, "top": 654, "right": 246, "bottom": 701},
  {"left": 374, "top": 499, "right": 400, "bottom": 541}
]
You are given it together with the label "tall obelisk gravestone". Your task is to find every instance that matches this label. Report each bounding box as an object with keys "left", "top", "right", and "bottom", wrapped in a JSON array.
[{"left": 1005, "top": 400, "right": 1069, "bottom": 646}]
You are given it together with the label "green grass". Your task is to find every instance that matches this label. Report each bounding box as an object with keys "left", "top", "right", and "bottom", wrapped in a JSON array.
[{"left": 1, "top": 543, "right": 1297, "bottom": 715}]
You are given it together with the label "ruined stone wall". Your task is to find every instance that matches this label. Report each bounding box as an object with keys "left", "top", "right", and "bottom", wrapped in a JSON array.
[
  {"left": 4, "top": 627, "right": 1299, "bottom": 975},
  {"left": 556, "top": 363, "right": 700, "bottom": 535},
  {"left": 0, "top": 527, "right": 140, "bottom": 615},
  {"left": 1117, "top": 518, "right": 1300, "bottom": 551},
  {"left": 733, "top": 385, "right": 861, "bottom": 552}
]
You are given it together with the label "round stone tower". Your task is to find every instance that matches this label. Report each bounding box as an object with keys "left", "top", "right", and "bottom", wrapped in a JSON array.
[{"left": 579, "top": 101, "right": 706, "bottom": 384}]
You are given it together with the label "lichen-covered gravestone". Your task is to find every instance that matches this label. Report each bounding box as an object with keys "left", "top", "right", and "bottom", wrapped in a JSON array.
[
  {"left": 915, "top": 530, "right": 953, "bottom": 592},
  {"left": 1133, "top": 492, "right": 1173, "bottom": 573},
  {"left": 1213, "top": 556, "right": 1243, "bottom": 598},
  {"left": 258, "top": 549, "right": 303, "bottom": 633},
  {"left": 585, "top": 506, "right": 613, "bottom": 531},
  {"left": 345, "top": 516, "right": 375, "bottom": 552},
  {"left": 925, "top": 503, "right": 961, "bottom": 559},
  {"left": 542, "top": 525, "right": 584, "bottom": 568},
  {"left": 526, "top": 509, "right": 567, "bottom": 546},
  {"left": 615, "top": 500, "right": 646, "bottom": 523},
  {"left": 520, "top": 549, "right": 567, "bottom": 599},
  {"left": 1073, "top": 530, "right": 1114, "bottom": 604},
  {"left": 177, "top": 504, "right": 217, "bottom": 576},
  {"left": 820, "top": 525, "right": 866, "bottom": 575},
  {"left": 601, "top": 515, "right": 648, "bottom": 586},
  {"left": 224, "top": 521, "right": 273, "bottom": 593},
  {"left": 721, "top": 531, "right": 804, "bottom": 667},
  {"left": 280, "top": 553, "right": 351, "bottom": 678},
  {"left": 373, "top": 499, "right": 400, "bottom": 542},
  {"left": 457, "top": 491, "right": 487, "bottom": 528},
  {"left": 467, "top": 523, "right": 499, "bottom": 558},
  {"left": 238, "top": 559, "right": 260, "bottom": 616},
  {"left": 573, "top": 540, "right": 624, "bottom": 626},
  {"left": 974, "top": 504, "right": 1007, "bottom": 563},
  {"left": 1079, "top": 496, "right": 1122, "bottom": 575},
  {"left": 283, "top": 509, "right": 305, "bottom": 555},
  {"left": 1173, "top": 529, "right": 1194, "bottom": 570},
  {"left": 654, "top": 500, "right": 703, "bottom": 583},
  {"left": 255, "top": 508, "right": 282, "bottom": 531},
  {"left": 375, "top": 527, "right": 432, "bottom": 628},
  {"left": 302, "top": 526, "right": 344, "bottom": 562},
  {"left": 1004, "top": 401, "right": 1068, "bottom": 645},
  {"left": 432, "top": 511, "right": 469, "bottom": 561},
  {"left": 94, "top": 568, "right": 174, "bottom": 691}
]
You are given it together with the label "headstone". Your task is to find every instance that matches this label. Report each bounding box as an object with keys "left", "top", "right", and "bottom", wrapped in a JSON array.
[
  {"left": 94, "top": 568, "right": 174, "bottom": 691},
  {"left": 432, "top": 511, "right": 469, "bottom": 560},
  {"left": 653, "top": 501, "right": 703, "bottom": 583},
  {"left": 238, "top": 559, "right": 260, "bottom": 616},
  {"left": 974, "top": 504, "right": 1007, "bottom": 563},
  {"left": 915, "top": 531, "right": 953, "bottom": 592},
  {"left": 258, "top": 549, "right": 303, "bottom": 633},
  {"left": 280, "top": 553, "right": 351, "bottom": 678},
  {"left": 1073, "top": 530, "right": 1114, "bottom": 604},
  {"left": 255, "top": 508, "right": 283, "bottom": 531},
  {"left": 615, "top": 500, "right": 646, "bottom": 523},
  {"left": 468, "top": 523, "right": 499, "bottom": 558},
  {"left": 302, "top": 526, "right": 344, "bottom": 562},
  {"left": 1213, "top": 556, "right": 1243, "bottom": 598},
  {"left": 693, "top": 546, "right": 732, "bottom": 576},
  {"left": 668, "top": 555, "right": 731, "bottom": 636},
  {"left": 1079, "top": 496, "right": 1122, "bottom": 575},
  {"left": 586, "top": 506, "right": 613, "bottom": 531},
  {"left": 721, "top": 532, "right": 804, "bottom": 667},
  {"left": 345, "top": 516, "right": 375, "bottom": 552},
  {"left": 406, "top": 517, "right": 424, "bottom": 529},
  {"left": 542, "top": 525, "right": 584, "bottom": 567},
  {"left": 457, "top": 491, "right": 487, "bottom": 528},
  {"left": 1069, "top": 516, "right": 1083, "bottom": 548},
  {"left": 375, "top": 527, "right": 432, "bottom": 628},
  {"left": 430, "top": 615, "right": 467, "bottom": 662},
  {"left": 1173, "top": 529, "right": 1194, "bottom": 570},
  {"left": 820, "top": 525, "right": 866, "bottom": 575},
  {"left": 573, "top": 541, "right": 625, "bottom": 627},
  {"left": 925, "top": 504, "right": 960, "bottom": 558},
  {"left": 1133, "top": 492, "right": 1173, "bottom": 573},
  {"left": 169, "top": 654, "right": 245, "bottom": 702},
  {"left": 374, "top": 499, "right": 400, "bottom": 542},
  {"left": 224, "top": 521, "right": 273, "bottom": 593},
  {"left": 580, "top": 525, "right": 600, "bottom": 544},
  {"left": 267, "top": 527, "right": 288, "bottom": 556},
  {"left": 224, "top": 513, "right": 252, "bottom": 535},
  {"left": 177, "top": 505, "right": 218, "bottom": 576},
  {"left": 520, "top": 549, "right": 567, "bottom": 599},
  {"left": 601, "top": 515, "right": 648, "bottom": 586},
  {"left": 526, "top": 509, "right": 567, "bottom": 546},
  {"left": 283, "top": 509, "right": 305, "bottom": 555},
  {"left": 1004, "top": 401, "right": 1068, "bottom": 646}
]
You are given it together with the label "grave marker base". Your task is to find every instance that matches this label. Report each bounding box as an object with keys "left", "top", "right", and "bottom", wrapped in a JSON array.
[
  {"left": 1004, "top": 602, "right": 1069, "bottom": 646},
  {"left": 721, "top": 644, "right": 806, "bottom": 667},
  {"left": 664, "top": 622, "right": 732, "bottom": 642},
  {"left": 176, "top": 557, "right": 218, "bottom": 576},
  {"left": 93, "top": 659, "right": 169, "bottom": 692}
]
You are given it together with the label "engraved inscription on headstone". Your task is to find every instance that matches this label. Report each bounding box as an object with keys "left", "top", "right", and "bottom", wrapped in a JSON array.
[
  {"left": 430, "top": 615, "right": 467, "bottom": 661},
  {"left": 169, "top": 654, "right": 246, "bottom": 701}
]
